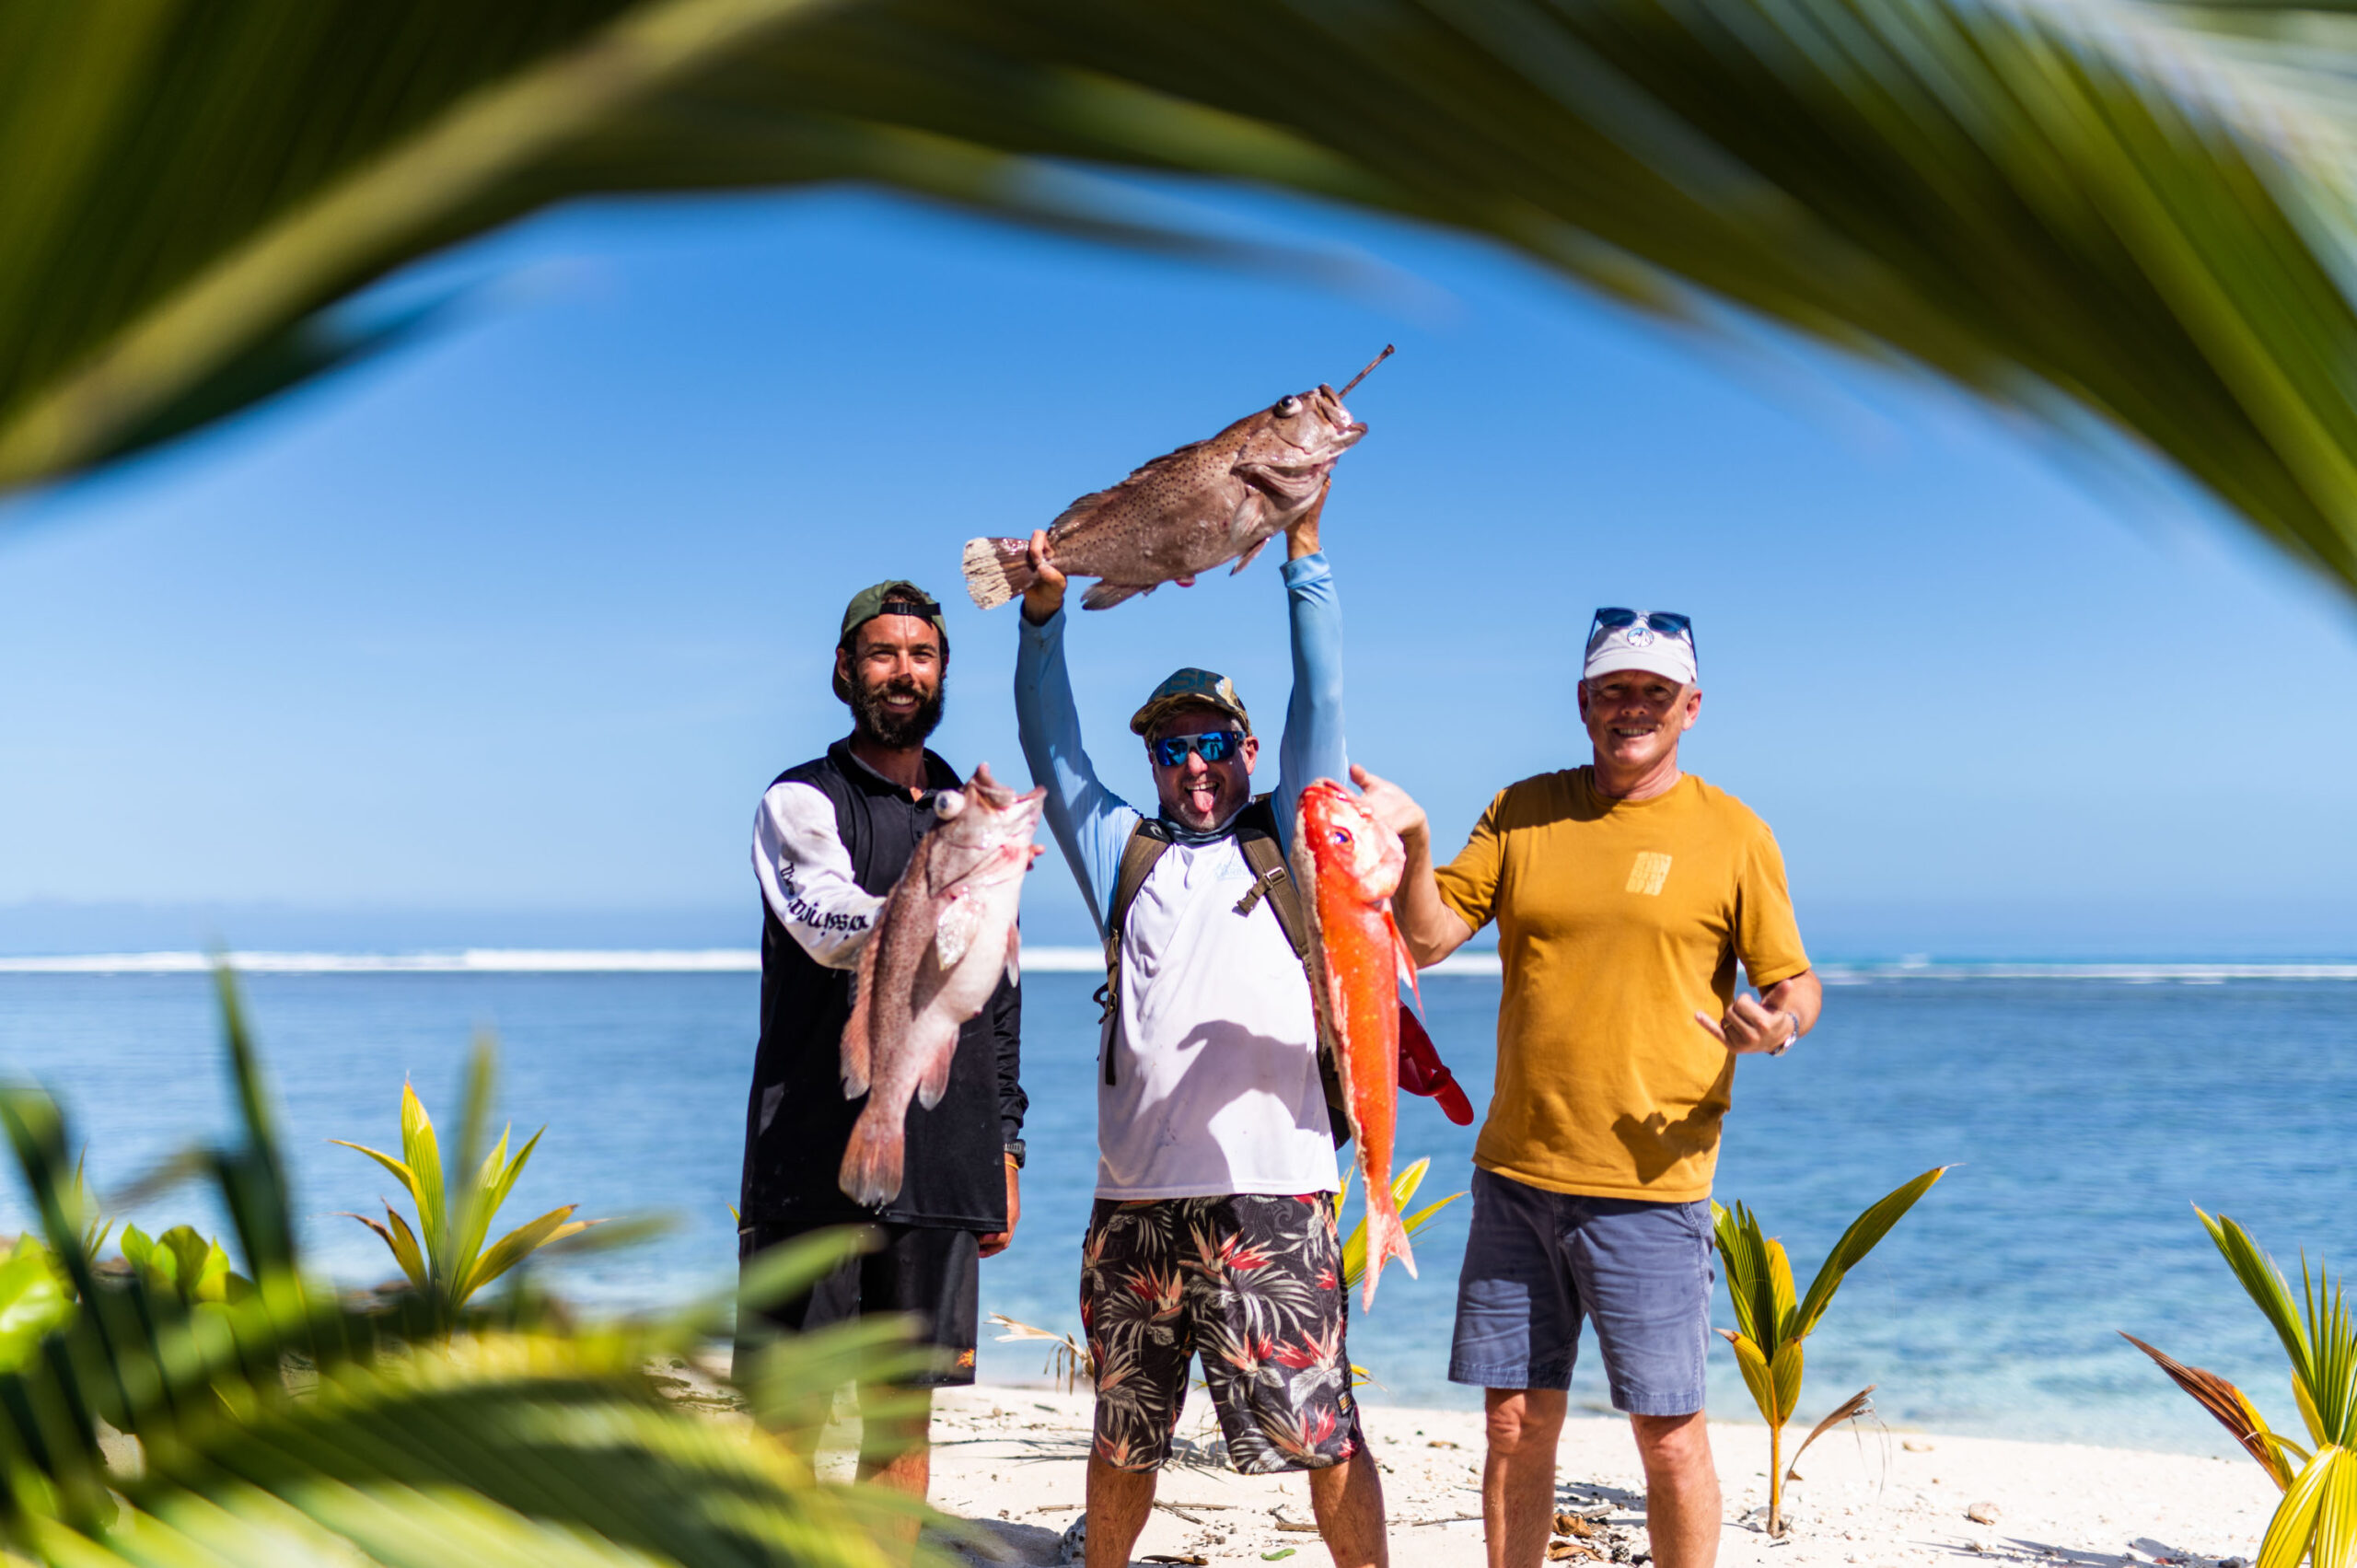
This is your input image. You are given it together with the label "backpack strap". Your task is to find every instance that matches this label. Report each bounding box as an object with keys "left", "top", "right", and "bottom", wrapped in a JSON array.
[
  {"left": 1230, "top": 800, "right": 1307, "bottom": 958},
  {"left": 1235, "top": 796, "right": 1352, "bottom": 1151},
  {"left": 1097, "top": 820, "right": 1173, "bottom": 1084}
]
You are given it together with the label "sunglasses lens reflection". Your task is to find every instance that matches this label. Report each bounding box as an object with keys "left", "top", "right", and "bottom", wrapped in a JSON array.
[{"left": 1151, "top": 733, "right": 1239, "bottom": 767}]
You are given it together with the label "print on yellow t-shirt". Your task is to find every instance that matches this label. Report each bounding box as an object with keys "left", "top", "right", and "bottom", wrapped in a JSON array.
[
  {"left": 1434, "top": 769, "right": 1808, "bottom": 1203},
  {"left": 1624, "top": 852, "right": 1674, "bottom": 895}
]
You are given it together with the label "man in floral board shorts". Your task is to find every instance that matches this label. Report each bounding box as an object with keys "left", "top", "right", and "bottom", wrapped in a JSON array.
[
  {"left": 1012, "top": 489, "right": 1387, "bottom": 1568},
  {"left": 1365, "top": 609, "right": 1823, "bottom": 1568}
]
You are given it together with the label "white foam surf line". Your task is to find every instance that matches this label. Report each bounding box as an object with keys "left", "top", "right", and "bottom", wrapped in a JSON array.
[
  {"left": 1819, "top": 961, "right": 2357, "bottom": 982},
  {"left": 0, "top": 951, "right": 2347, "bottom": 981},
  {"left": 0, "top": 950, "right": 763, "bottom": 975}
]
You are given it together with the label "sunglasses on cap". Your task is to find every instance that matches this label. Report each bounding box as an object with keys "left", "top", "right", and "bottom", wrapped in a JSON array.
[
  {"left": 1589, "top": 607, "right": 1697, "bottom": 662},
  {"left": 1147, "top": 730, "right": 1245, "bottom": 767},
  {"left": 1591, "top": 608, "right": 1693, "bottom": 638}
]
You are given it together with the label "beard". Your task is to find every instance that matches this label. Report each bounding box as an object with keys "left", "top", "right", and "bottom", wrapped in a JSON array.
[{"left": 852, "top": 674, "right": 945, "bottom": 750}]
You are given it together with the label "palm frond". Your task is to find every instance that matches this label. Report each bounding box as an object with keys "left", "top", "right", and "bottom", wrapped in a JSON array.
[
  {"left": 0, "top": 968, "right": 934, "bottom": 1566},
  {"left": 1793, "top": 1167, "right": 1950, "bottom": 1339},
  {"left": 2120, "top": 1330, "right": 2298, "bottom": 1487},
  {"left": 2200, "top": 1207, "right": 2318, "bottom": 1392},
  {"left": 1786, "top": 1385, "right": 1875, "bottom": 1481},
  {"left": 11, "top": 0, "right": 2357, "bottom": 606}
]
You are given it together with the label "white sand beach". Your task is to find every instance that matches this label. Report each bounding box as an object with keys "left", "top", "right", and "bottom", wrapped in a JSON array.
[{"left": 908, "top": 1385, "right": 2273, "bottom": 1568}]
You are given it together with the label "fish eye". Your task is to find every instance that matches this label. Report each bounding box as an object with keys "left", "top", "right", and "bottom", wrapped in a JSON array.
[
  {"left": 1273, "top": 394, "right": 1303, "bottom": 417},
  {"left": 1329, "top": 828, "right": 1352, "bottom": 846}
]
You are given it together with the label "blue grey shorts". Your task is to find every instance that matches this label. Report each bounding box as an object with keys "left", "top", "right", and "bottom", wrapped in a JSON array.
[{"left": 1447, "top": 1167, "right": 1714, "bottom": 1416}]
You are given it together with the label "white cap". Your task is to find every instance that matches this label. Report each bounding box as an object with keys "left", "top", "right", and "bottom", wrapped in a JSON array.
[{"left": 1584, "top": 615, "right": 1698, "bottom": 686}]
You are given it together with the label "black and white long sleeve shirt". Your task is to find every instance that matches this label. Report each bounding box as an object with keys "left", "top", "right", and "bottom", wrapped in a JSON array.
[{"left": 739, "top": 738, "right": 1025, "bottom": 1232}]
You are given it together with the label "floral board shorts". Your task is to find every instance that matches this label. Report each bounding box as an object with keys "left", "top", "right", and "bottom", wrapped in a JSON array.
[{"left": 1080, "top": 1192, "right": 1363, "bottom": 1476}]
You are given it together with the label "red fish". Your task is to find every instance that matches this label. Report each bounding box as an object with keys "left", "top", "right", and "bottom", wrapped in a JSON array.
[{"left": 1292, "top": 777, "right": 1422, "bottom": 1309}]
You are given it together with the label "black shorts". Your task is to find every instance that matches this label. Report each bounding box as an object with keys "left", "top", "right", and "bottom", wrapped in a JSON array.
[
  {"left": 735, "top": 1219, "right": 981, "bottom": 1388},
  {"left": 1081, "top": 1192, "right": 1363, "bottom": 1475}
]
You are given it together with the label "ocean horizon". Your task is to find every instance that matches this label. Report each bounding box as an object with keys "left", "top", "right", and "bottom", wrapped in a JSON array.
[{"left": 4, "top": 946, "right": 2355, "bottom": 982}]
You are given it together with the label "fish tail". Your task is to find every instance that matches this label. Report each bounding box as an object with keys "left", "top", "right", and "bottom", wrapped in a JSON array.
[
  {"left": 1358, "top": 1203, "right": 1419, "bottom": 1313},
  {"left": 837, "top": 1100, "right": 907, "bottom": 1207},
  {"left": 961, "top": 537, "right": 1034, "bottom": 610}
]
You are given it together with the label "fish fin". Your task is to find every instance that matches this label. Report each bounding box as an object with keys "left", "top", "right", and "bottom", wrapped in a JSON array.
[
  {"left": 935, "top": 887, "right": 981, "bottom": 970},
  {"left": 837, "top": 1100, "right": 907, "bottom": 1207},
  {"left": 1004, "top": 923, "right": 1021, "bottom": 988},
  {"left": 1081, "top": 581, "right": 1147, "bottom": 611},
  {"left": 1229, "top": 536, "right": 1271, "bottom": 575},
  {"left": 961, "top": 536, "right": 1034, "bottom": 610},
  {"left": 1387, "top": 910, "right": 1423, "bottom": 1008},
  {"left": 1060, "top": 441, "right": 1211, "bottom": 520},
  {"left": 840, "top": 919, "right": 882, "bottom": 1099},
  {"left": 915, "top": 1028, "right": 960, "bottom": 1110},
  {"left": 1236, "top": 461, "right": 1329, "bottom": 507},
  {"left": 1358, "top": 1203, "right": 1419, "bottom": 1312}
]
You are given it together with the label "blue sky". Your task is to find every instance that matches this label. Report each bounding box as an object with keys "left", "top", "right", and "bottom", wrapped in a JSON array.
[{"left": 3, "top": 185, "right": 2353, "bottom": 958}]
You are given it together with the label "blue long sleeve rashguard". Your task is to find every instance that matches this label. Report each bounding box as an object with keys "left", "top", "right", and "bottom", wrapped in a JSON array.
[{"left": 1013, "top": 552, "right": 1349, "bottom": 934}]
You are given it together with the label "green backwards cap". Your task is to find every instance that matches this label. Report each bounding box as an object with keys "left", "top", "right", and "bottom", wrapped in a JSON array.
[
  {"left": 1130, "top": 667, "right": 1251, "bottom": 737},
  {"left": 834, "top": 580, "right": 949, "bottom": 703}
]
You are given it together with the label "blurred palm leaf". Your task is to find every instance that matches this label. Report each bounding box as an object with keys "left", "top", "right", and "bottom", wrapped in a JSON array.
[
  {"left": 0, "top": 966, "right": 937, "bottom": 1567},
  {"left": 8, "top": 1, "right": 2357, "bottom": 599},
  {"left": 116, "top": 1222, "right": 250, "bottom": 1307}
]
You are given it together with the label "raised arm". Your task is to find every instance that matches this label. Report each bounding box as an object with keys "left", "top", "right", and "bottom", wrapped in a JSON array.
[
  {"left": 750, "top": 781, "right": 883, "bottom": 969},
  {"left": 1272, "top": 486, "right": 1344, "bottom": 856},
  {"left": 1014, "top": 533, "right": 1142, "bottom": 936}
]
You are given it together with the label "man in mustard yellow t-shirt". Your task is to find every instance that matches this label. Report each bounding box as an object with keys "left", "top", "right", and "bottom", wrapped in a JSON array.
[{"left": 1361, "top": 608, "right": 1822, "bottom": 1568}]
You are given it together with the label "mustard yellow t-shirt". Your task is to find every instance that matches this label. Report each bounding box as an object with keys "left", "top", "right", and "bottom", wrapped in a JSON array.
[{"left": 1434, "top": 768, "right": 1809, "bottom": 1203}]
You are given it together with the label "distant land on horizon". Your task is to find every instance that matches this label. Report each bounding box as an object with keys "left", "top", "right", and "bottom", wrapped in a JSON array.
[{"left": 0, "top": 896, "right": 2351, "bottom": 965}]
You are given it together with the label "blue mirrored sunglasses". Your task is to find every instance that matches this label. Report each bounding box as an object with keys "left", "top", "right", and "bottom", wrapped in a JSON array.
[
  {"left": 1589, "top": 608, "right": 1696, "bottom": 660},
  {"left": 1147, "top": 730, "right": 1244, "bottom": 768},
  {"left": 1591, "top": 607, "right": 1693, "bottom": 638}
]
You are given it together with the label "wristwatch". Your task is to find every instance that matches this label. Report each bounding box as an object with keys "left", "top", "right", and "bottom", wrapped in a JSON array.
[
  {"left": 1004, "top": 1139, "right": 1028, "bottom": 1170},
  {"left": 1769, "top": 1010, "right": 1802, "bottom": 1055}
]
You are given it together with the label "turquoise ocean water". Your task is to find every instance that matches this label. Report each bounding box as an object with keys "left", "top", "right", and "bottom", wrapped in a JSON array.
[{"left": 0, "top": 963, "right": 2348, "bottom": 1456}]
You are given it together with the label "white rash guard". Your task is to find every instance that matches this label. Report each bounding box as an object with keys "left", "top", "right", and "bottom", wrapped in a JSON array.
[
  {"left": 1098, "top": 837, "right": 1340, "bottom": 1200},
  {"left": 750, "top": 779, "right": 884, "bottom": 971}
]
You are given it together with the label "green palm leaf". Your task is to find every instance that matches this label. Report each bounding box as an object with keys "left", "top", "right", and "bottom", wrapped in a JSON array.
[
  {"left": 2200, "top": 1207, "right": 2319, "bottom": 1392},
  {"left": 336, "top": 1046, "right": 606, "bottom": 1328},
  {"left": 13, "top": 0, "right": 2357, "bottom": 607},
  {"left": 0, "top": 969, "right": 933, "bottom": 1566},
  {"left": 1793, "top": 1167, "right": 1951, "bottom": 1338}
]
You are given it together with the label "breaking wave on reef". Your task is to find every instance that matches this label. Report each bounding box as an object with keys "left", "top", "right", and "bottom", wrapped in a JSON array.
[{"left": 2, "top": 948, "right": 2351, "bottom": 981}]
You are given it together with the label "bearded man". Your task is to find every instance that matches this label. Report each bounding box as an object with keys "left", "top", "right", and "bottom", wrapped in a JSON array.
[{"left": 735, "top": 580, "right": 1028, "bottom": 1508}]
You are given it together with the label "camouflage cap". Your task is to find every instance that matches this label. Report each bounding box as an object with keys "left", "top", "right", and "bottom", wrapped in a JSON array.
[
  {"left": 834, "top": 579, "right": 949, "bottom": 703},
  {"left": 1130, "top": 667, "right": 1251, "bottom": 737}
]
